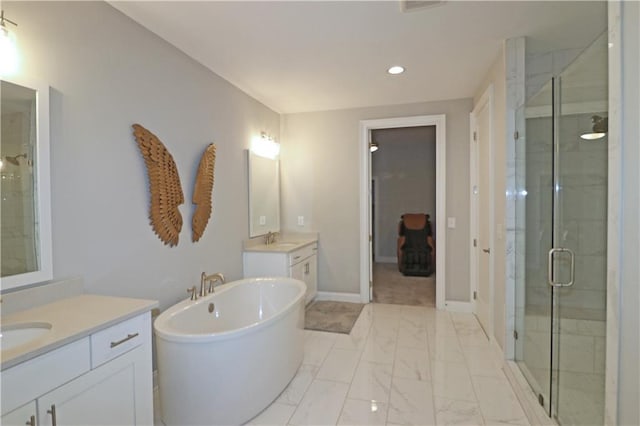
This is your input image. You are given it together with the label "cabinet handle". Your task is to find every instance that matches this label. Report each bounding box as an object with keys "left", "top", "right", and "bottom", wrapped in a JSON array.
[
  {"left": 26, "top": 415, "right": 36, "bottom": 426},
  {"left": 110, "top": 333, "right": 139, "bottom": 348},
  {"left": 294, "top": 255, "right": 301, "bottom": 260},
  {"left": 305, "top": 263, "right": 309, "bottom": 274},
  {"left": 47, "top": 404, "right": 57, "bottom": 426}
]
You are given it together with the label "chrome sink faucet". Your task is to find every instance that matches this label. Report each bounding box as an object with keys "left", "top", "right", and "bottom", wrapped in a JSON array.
[
  {"left": 265, "top": 231, "right": 277, "bottom": 245},
  {"left": 200, "top": 272, "right": 226, "bottom": 297}
]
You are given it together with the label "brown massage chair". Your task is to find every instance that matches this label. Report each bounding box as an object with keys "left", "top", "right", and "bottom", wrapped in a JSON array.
[{"left": 397, "top": 213, "right": 435, "bottom": 277}]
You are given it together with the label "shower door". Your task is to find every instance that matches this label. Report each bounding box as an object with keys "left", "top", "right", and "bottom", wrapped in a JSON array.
[
  {"left": 552, "top": 33, "right": 608, "bottom": 425},
  {"left": 515, "top": 32, "right": 608, "bottom": 426},
  {"left": 514, "top": 78, "right": 554, "bottom": 416}
]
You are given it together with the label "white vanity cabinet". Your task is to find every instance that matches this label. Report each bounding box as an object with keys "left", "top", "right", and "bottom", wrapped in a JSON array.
[
  {"left": 1, "top": 312, "right": 153, "bottom": 426},
  {"left": 244, "top": 242, "right": 318, "bottom": 304}
]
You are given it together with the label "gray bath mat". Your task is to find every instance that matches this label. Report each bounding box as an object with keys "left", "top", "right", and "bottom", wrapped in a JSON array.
[{"left": 305, "top": 301, "right": 365, "bottom": 334}]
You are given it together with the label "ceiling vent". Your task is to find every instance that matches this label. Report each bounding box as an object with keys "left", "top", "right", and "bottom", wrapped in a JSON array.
[{"left": 400, "top": 1, "right": 446, "bottom": 13}]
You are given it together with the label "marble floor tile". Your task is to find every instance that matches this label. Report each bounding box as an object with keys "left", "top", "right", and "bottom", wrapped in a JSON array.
[
  {"left": 394, "top": 346, "right": 431, "bottom": 381},
  {"left": 450, "top": 312, "right": 483, "bottom": 331},
  {"left": 337, "top": 399, "right": 388, "bottom": 426},
  {"left": 400, "top": 306, "right": 433, "bottom": 329},
  {"left": 361, "top": 333, "right": 397, "bottom": 364},
  {"left": 348, "top": 360, "right": 393, "bottom": 402},
  {"left": 303, "top": 330, "right": 337, "bottom": 366},
  {"left": 370, "top": 302, "right": 405, "bottom": 316},
  {"left": 434, "top": 397, "right": 484, "bottom": 425},
  {"left": 246, "top": 402, "right": 296, "bottom": 425},
  {"left": 428, "top": 334, "right": 466, "bottom": 364},
  {"left": 456, "top": 328, "right": 490, "bottom": 348},
  {"left": 426, "top": 315, "right": 458, "bottom": 337},
  {"left": 432, "top": 361, "right": 477, "bottom": 402},
  {"left": 464, "top": 347, "right": 504, "bottom": 378},
  {"left": 387, "top": 377, "right": 436, "bottom": 425},
  {"left": 333, "top": 328, "right": 369, "bottom": 352},
  {"left": 277, "top": 364, "right": 319, "bottom": 405},
  {"left": 472, "top": 375, "right": 529, "bottom": 425},
  {"left": 397, "top": 326, "right": 429, "bottom": 349},
  {"left": 288, "top": 379, "right": 350, "bottom": 426},
  {"left": 316, "top": 347, "right": 361, "bottom": 383}
]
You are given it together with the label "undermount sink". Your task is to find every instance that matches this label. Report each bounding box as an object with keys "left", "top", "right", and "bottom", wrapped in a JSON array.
[
  {"left": 271, "top": 242, "right": 300, "bottom": 248},
  {"left": 1, "top": 322, "right": 52, "bottom": 351}
]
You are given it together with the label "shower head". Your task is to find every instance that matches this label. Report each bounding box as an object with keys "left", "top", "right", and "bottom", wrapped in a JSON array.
[{"left": 3, "top": 153, "right": 27, "bottom": 166}]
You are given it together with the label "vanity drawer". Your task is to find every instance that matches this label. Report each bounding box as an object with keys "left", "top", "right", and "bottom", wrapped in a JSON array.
[
  {"left": 289, "top": 243, "right": 318, "bottom": 265},
  {"left": 90, "top": 313, "right": 150, "bottom": 368}
]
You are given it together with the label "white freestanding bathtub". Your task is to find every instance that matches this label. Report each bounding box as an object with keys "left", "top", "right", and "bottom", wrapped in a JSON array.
[{"left": 154, "top": 277, "right": 306, "bottom": 425}]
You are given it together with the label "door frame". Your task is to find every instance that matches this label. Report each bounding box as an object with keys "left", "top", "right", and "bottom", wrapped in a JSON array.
[
  {"left": 359, "top": 114, "right": 446, "bottom": 308},
  {"left": 470, "top": 84, "right": 495, "bottom": 338}
]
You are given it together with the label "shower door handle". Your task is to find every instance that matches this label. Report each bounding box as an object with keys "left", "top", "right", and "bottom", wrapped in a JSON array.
[{"left": 547, "top": 247, "right": 575, "bottom": 287}]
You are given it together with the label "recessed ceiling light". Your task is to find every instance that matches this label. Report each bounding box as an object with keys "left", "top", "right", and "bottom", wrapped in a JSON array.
[{"left": 388, "top": 66, "right": 405, "bottom": 75}]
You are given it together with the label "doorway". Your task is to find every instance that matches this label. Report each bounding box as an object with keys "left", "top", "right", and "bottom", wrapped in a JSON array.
[
  {"left": 370, "top": 126, "right": 437, "bottom": 306},
  {"left": 359, "top": 115, "right": 446, "bottom": 308}
]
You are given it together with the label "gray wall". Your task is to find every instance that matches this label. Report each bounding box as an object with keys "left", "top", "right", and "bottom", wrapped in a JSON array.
[
  {"left": 281, "top": 98, "right": 473, "bottom": 301},
  {"left": 4, "top": 2, "right": 280, "bottom": 310},
  {"left": 371, "top": 126, "right": 436, "bottom": 261}
]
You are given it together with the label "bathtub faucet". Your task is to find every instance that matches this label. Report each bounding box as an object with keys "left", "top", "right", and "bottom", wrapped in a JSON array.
[{"left": 200, "top": 272, "right": 226, "bottom": 297}]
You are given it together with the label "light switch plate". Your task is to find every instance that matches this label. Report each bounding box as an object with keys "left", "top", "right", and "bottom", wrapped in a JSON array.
[
  {"left": 447, "top": 217, "right": 456, "bottom": 229},
  {"left": 297, "top": 216, "right": 304, "bottom": 226},
  {"left": 259, "top": 215, "right": 266, "bottom": 225}
]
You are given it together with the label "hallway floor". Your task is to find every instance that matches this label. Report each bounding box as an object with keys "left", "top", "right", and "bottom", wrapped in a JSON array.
[
  {"left": 372, "top": 262, "right": 436, "bottom": 306},
  {"left": 244, "top": 303, "right": 530, "bottom": 425}
]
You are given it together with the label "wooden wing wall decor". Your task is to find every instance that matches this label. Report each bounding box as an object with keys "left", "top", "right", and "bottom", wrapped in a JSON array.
[
  {"left": 132, "top": 124, "right": 184, "bottom": 247},
  {"left": 192, "top": 144, "right": 216, "bottom": 242}
]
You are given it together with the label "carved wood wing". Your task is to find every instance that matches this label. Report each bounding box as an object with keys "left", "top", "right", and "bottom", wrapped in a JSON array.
[
  {"left": 132, "top": 124, "right": 184, "bottom": 247},
  {"left": 192, "top": 143, "right": 216, "bottom": 242}
]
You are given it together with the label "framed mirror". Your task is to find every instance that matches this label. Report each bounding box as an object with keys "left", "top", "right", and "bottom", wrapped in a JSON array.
[
  {"left": 1, "top": 78, "right": 52, "bottom": 291},
  {"left": 247, "top": 150, "right": 280, "bottom": 238}
]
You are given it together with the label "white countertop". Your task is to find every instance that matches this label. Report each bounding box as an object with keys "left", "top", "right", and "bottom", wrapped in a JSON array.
[
  {"left": 243, "top": 237, "right": 317, "bottom": 253},
  {"left": 1, "top": 294, "right": 158, "bottom": 370}
]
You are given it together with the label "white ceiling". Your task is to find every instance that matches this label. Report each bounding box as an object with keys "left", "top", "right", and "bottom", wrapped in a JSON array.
[{"left": 110, "top": 1, "right": 607, "bottom": 114}]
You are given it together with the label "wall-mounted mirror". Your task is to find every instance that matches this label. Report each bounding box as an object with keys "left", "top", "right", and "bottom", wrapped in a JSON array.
[
  {"left": 1, "top": 79, "right": 52, "bottom": 291},
  {"left": 247, "top": 150, "right": 280, "bottom": 238}
]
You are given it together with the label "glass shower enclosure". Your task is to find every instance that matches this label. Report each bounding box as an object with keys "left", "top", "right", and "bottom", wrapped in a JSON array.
[{"left": 514, "top": 32, "right": 608, "bottom": 426}]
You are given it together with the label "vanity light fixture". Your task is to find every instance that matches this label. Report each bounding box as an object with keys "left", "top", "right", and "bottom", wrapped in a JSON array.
[
  {"left": 0, "top": 10, "right": 18, "bottom": 76},
  {"left": 369, "top": 141, "right": 379, "bottom": 152},
  {"left": 387, "top": 65, "right": 405, "bottom": 75},
  {"left": 251, "top": 132, "right": 280, "bottom": 159},
  {"left": 580, "top": 115, "right": 608, "bottom": 140}
]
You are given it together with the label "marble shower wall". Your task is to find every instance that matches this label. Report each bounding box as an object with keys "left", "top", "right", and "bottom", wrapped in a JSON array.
[
  {"left": 523, "top": 113, "right": 608, "bottom": 321},
  {"left": 1, "top": 110, "right": 37, "bottom": 277}
]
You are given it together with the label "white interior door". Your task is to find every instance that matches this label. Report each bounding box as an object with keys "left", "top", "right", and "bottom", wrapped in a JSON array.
[{"left": 472, "top": 91, "right": 493, "bottom": 336}]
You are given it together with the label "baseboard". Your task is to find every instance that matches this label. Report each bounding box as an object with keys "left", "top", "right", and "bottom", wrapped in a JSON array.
[
  {"left": 503, "top": 361, "right": 556, "bottom": 426},
  {"left": 316, "top": 291, "right": 363, "bottom": 303},
  {"left": 375, "top": 256, "right": 397, "bottom": 264},
  {"left": 443, "top": 300, "right": 473, "bottom": 313},
  {"left": 490, "top": 336, "right": 505, "bottom": 362}
]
